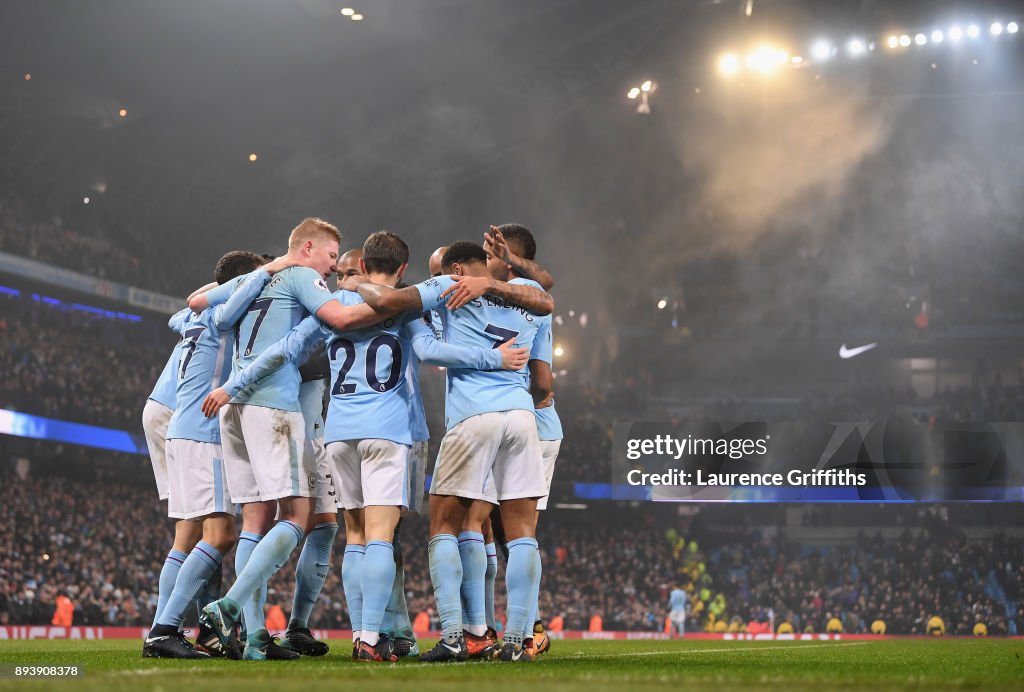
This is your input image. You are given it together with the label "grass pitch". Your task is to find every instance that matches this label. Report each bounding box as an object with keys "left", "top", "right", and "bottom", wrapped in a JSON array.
[{"left": 1, "top": 638, "right": 1022, "bottom": 691}]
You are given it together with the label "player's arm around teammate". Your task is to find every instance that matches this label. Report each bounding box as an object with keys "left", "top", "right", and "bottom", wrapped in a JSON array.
[{"left": 351, "top": 267, "right": 554, "bottom": 316}]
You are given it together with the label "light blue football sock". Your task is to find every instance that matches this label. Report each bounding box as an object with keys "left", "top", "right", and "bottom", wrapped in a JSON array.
[
  {"left": 504, "top": 537, "right": 541, "bottom": 646},
  {"left": 158, "top": 542, "right": 223, "bottom": 629},
  {"left": 342, "top": 544, "right": 366, "bottom": 635},
  {"left": 428, "top": 533, "right": 463, "bottom": 643},
  {"left": 197, "top": 558, "right": 222, "bottom": 612},
  {"left": 234, "top": 531, "right": 263, "bottom": 634},
  {"left": 359, "top": 540, "right": 396, "bottom": 646},
  {"left": 225, "top": 521, "right": 304, "bottom": 633},
  {"left": 152, "top": 549, "right": 187, "bottom": 628},
  {"left": 527, "top": 546, "right": 542, "bottom": 637},
  {"left": 289, "top": 522, "right": 338, "bottom": 630},
  {"left": 485, "top": 543, "right": 498, "bottom": 631},
  {"left": 382, "top": 524, "right": 413, "bottom": 639},
  {"left": 458, "top": 531, "right": 487, "bottom": 636}
]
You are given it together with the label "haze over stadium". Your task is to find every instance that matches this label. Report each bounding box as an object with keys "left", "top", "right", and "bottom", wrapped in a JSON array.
[{"left": 1, "top": 0, "right": 1023, "bottom": 687}]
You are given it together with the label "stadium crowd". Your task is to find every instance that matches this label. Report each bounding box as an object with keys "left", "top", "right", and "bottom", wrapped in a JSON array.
[
  {"left": 0, "top": 192, "right": 176, "bottom": 295},
  {"left": 2, "top": 470, "right": 1020, "bottom": 636},
  {"left": 0, "top": 293, "right": 165, "bottom": 429},
  {"left": 684, "top": 523, "right": 1022, "bottom": 636}
]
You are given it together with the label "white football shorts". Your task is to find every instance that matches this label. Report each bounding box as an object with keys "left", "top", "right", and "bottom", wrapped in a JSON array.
[
  {"left": 219, "top": 404, "right": 314, "bottom": 504},
  {"left": 165, "top": 438, "right": 235, "bottom": 520},
  {"left": 142, "top": 399, "right": 173, "bottom": 501},
  {"left": 327, "top": 438, "right": 410, "bottom": 510},
  {"left": 309, "top": 432, "right": 337, "bottom": 515},
  {"left": 535, "top": 439, "right": 562, "bottom": 511},
  {"left": 431, "top": 409, "right": 546, "bottom": 504}
]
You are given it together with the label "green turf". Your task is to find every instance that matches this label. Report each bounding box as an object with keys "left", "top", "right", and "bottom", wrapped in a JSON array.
[{"left": 1, "top": 638, "right": 1022, "bottom": 691}]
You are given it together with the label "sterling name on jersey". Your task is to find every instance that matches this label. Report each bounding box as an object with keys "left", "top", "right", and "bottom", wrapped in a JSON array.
[
  {"left": 166, "top": 308, "right": 235, "bottom": 444},
  {"left": 148, "top": 307, "right": 193, "bottom": 410},
  {"left": 415, "top": 276, "right": 544, "bottom": 430},
  {"left": 231, "top": 266, "right": 334, "bottom": 411}
]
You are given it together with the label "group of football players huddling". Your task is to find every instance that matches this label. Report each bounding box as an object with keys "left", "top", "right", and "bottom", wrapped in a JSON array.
[{"left": 141, "top": 219, "right": 562, "bottom": 664}]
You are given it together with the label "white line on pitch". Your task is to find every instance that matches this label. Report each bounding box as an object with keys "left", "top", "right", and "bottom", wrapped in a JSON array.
[{"left": 564, "top": 641, "right": 871, "bottom": 658}]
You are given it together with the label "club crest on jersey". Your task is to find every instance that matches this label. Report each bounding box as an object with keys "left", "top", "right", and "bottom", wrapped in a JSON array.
[
  {"left": 308, "top": 472, "right": 317, "bottom": 489},
  {"left": 314, "top": 278, "right": 329, "bottom": 292}
]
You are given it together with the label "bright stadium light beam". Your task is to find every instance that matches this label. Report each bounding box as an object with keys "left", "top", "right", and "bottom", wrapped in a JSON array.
[
  {"left": 967, "top": 24, "right": 980, "bottom": 38},
  {"left": 641, "top": 80, "right": 653, "bottom": 92},
  {"left": 553, "top": 345, "right": 565, "bottom": 358},
  {"left": 341, "top": 7, "right": 355, "bottom": 15},
  {"left": 887, "top": 35, "right": 899, "bottom": 48},
  {"left": 811, "top": 39, "right": 833, "bottom": 61},
  {"left": 746, "top": 45, "right": 783, "bottom": 74},
  {"left": 914, "top": 33, "right": 927, "bottom": 45},
  {"left": 718, "top": 52, "right": 740, "bottom": 77},
  {"left": 949, "top": 26, "right": 963, "bottom": 41},
  {"left": 991, "top": 22, "right": 1003, "bottom": 35},
  {"left": 627, "top": 87, "right": 640, "bottom": 99},
  {"left": 931, "top": 29, "right": 944, "bottom": 43},
  {"left": 847, "top": 39, "right": 866, "bottom": 56},
  {"left": 657, "top": 298, "right": 668, "bottom": 310},
  {"left": 1008, "top": 22, "right": 1019, "bottom": 34},
  {"left": 899, "top": 34, "right": 912, "bottom": 47}
]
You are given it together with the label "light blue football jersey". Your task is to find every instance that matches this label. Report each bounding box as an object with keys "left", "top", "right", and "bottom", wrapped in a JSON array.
[
  {"left": 530, "top": 313, "right": 563, "bottom": 441},
  {"left": 165, "top": 308, "right": 235, "bottom": 443},
  {"left": 415, "top": 276, "right": 545, "bottom": 430},
  {"left": 670, "top": 588, "right": 688, "bottom": 611},
  {"left": 217, "top": 291, "right": 503, "bottom": 444},
  {"left": 230, "top": 266, "right": 334, "bottom": 411},
  {"left": 405, "top": 317, "right": 430, "bottom": 443},
  {"left": 321, "top": 291, "right": 421, "bottom": 445},
  {"left": 147, "top": 308, "right": 192, "bottom": 409}
]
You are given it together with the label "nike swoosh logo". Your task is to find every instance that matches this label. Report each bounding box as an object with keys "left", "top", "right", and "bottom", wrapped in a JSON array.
[
  {"left": 839, "top": 343, "right": 878, "bottom": 359},
  {"left": 442, "top": 642, "right": 460, "bottom": 653},
  {"left": 511, "top": 650, "right": 523, "bottom": 661},
  {"left": 145, "top": 636, "right": 169, "bottom": 644}
]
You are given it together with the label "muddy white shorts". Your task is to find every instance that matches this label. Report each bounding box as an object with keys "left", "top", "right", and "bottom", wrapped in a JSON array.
[{"left": 219, "top": 404, "right": 314, "bottom": 503}]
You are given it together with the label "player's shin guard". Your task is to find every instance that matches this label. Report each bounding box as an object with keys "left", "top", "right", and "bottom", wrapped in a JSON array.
[
  {"left": 342, "top": 544, "right": 366, "bottom": 638},
  {"left": 428, "top": 533, "right": 464, "bottom": 643},
  {"left": 152, "top": 549, "right": 187, "bottom": 628},
  {"left": 359, "top": 540, "right": 396, "bottom": 647},
  {"left": 504, "top": 538, "right": 541, "bottom": 646},
  {"left": 458, "top": 531, "right": 488, "bottom": 637},
  {"left": 224, "top": 521, "right": 304, "bottom": 632},
  {"left": 289, "top": 522, "right": 338, "bottom": 631},
  {"left": 484, "top": 543, "right": 498, "bottom": 632},
  {"left": 234, "top": 531, "right": 264, "bottom": 635},
  {"left": 157, "top": 542, "right": 223, "bottom": 629}
]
